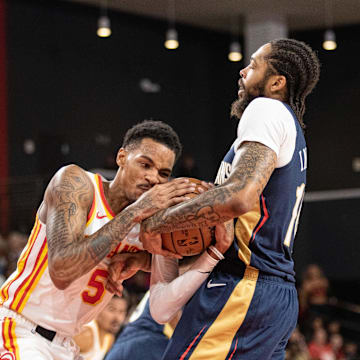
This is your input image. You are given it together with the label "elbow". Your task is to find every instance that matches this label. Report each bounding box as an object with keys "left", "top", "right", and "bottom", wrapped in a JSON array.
[
  {"left": 149, "top": 307, "right": 169, "bottom": 325},
  {"left": 49, "top": 273, "right": 70, "bottom": 290},
  {"left": 48, "top": 263, "right": 71, "bottom": 290},
  {"left": 149, "top": 294, "right": 170, "bottom": 324},
  {"left": 227, "top": 191, "right": 256, "bottom": 217},
  {"left": 50, "top": 276, "right": 69, "bottom": 290}
]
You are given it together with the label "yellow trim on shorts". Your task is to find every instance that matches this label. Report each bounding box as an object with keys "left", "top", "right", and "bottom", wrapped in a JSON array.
[
  {"left": 188, "top": 267, "right": 259, "bottom": 360},
  {"left": 2, "top": 317, "right": 20, "bottom": 359}
]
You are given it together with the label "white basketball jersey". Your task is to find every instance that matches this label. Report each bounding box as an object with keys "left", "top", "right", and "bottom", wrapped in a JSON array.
[{"left": 0, "top": 172, "right": 143, "bottom": 337}]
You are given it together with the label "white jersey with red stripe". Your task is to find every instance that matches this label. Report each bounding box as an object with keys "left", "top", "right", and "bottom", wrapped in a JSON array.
[{"left": 0, "top": 172, "right": 142, "bottom": 337}]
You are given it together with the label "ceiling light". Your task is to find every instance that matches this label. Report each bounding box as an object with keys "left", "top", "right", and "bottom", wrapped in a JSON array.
[
  {"left": 323, "top": 29, "right": 337, "bottom": 50},
  {"left": 165, "top": 0, "right": 178, "bottom": 50},
  {"left": 97, "top": 15, "right": 111, "bottom": 38},
  {"left": 323, "top": 0, "right": 336, "bottom": 50},
  {"left": 228, "top": 41, "right": 242, "bottom": 62},
  {"left": 165, "top": 28, "right": 179, "bottom": 50}
]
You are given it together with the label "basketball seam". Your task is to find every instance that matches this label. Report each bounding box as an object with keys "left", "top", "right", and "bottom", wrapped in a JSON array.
[
  {"left": 170, "top": 231, "right": 176, "bottom": 254},
  {"left": 199, "top": 228, "right": 205, "bottom": 252}
]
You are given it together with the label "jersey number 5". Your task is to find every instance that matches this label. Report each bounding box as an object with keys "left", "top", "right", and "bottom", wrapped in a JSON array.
[
  {"left": 81, "top": 268, "right": 108, "bottom": 305},
  {"left": 284, "top": 183, "right": 305, "bottom": 247}
]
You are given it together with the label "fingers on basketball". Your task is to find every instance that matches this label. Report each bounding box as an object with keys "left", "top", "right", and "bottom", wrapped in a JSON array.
[{"left": 161, "top": 178, "right": 215, "bottom": 257}]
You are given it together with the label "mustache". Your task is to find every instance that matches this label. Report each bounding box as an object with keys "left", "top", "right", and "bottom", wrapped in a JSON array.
[{"left": 238, "top": 78, "right": 245, "bottom": 90}]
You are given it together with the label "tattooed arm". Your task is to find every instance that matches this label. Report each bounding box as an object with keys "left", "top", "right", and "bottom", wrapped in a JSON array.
[
  {"left": 142, "top": 141, "right": 277, "bottom": 236},
  {"left": 44, "top": 165, "right": 192, "bottom": 290}
]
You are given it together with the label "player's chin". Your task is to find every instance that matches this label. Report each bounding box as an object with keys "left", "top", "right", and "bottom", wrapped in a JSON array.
[
  {"left": 129, "top": 188, "right": 145, "bottom": 201},
  {"left": 109, "top": 324, "right": 121, "bottom": 334}
]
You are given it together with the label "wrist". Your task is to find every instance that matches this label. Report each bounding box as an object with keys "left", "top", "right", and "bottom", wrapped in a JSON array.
[
  {"left": 126, "top": 203, "right": 145, "bottom": 223},
  {"left": 207, "top": 246, "right": 225, "bottom": 261}
]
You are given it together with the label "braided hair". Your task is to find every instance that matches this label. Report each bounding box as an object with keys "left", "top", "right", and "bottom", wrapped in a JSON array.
[{"left": 266, "top": 39, "right": 320, "bottom": 129}]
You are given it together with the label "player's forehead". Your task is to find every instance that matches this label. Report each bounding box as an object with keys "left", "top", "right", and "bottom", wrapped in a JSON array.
[
  {"left": 106, "top": 297, "right": 127, "bottom": 311},
  {"left": 111, "top": 296, "right": 127, "bottom": 307},
  {"left": 130, "top": 138, "right": 175, "bottom": 168},
  {"left": 251, "top": 43, "right": 272, "bottom": 65}
]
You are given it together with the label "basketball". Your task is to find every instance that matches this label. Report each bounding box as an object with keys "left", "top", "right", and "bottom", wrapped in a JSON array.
[{"left": 161, "top": 178, "right": 216, "bottom": 256}]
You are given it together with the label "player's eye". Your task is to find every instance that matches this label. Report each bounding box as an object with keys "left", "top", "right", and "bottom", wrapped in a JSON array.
[{"left": 160, "top": 172, "right": 170, "bottom": 178}]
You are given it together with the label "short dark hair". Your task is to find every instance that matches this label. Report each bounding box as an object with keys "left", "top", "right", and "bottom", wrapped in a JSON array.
[
  {"left": 266, "top": 39, "right": 320, "bottom": 129},
  {"left": 122, "top": 120, "right": 182, "bottom": 162},
  {"left": 113, "top": 288, "right": 131, "bottom": 314}
]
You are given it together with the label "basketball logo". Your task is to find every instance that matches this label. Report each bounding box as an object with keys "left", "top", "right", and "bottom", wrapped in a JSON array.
[{"left": 161, "top": 178, "right": 216, "bottom": 256}]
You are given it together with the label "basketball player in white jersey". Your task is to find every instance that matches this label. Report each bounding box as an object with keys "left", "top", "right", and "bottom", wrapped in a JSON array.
[{"left": 0, "top": 120, "right": 195, "bottom": 360}]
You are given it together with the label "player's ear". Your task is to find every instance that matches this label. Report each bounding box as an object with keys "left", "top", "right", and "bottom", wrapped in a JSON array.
[
  {"left": 116, "top": 148, "right": 127, "bottom": 168},
  {"left": 270, "top": 75, "right": 287, "bottom": 92}
]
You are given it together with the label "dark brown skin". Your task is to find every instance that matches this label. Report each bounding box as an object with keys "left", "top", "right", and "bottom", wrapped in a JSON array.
[
  {"left": 141, "top": 43, "right": 285, "bottom": 254},
  {"left": 39, "top": 138, "right": 197, "bottom": 290}
]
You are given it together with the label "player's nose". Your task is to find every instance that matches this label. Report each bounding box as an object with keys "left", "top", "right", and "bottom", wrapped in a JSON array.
[
  {"left": 145, "top": 170, "right": 160, "bottom": 186},
  {"left": 240, "top": 68, "right": 246, "bottom": 79}
]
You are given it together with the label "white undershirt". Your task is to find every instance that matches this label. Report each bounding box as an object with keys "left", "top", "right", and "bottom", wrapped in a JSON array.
[
  {"left": 233, "top": 97, "right": 297, "bottom": 168},
  {"left": 149, "top": 252, "right": 219, "bottom": 324}
]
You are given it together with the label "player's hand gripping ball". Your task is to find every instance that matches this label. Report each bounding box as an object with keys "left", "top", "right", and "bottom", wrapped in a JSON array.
[{"left": 161, "top": 178, "right": 215, "bottom": 256}]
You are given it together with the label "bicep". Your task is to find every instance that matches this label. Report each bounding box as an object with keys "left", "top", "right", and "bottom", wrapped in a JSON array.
[
  {"left": 228, "top": 141, "right": 277, "bottom": 200},
  {"left": 45, "top": 165, "right": 93, "bottom": 261}
]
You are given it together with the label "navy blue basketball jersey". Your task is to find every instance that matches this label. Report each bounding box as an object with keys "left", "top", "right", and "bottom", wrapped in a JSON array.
[{"left": 215, "top": 103, "right": 306, "bottom": 282}]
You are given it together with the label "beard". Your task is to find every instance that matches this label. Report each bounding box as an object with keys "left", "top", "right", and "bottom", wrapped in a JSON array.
[{"left": 230, "top": 77, "right": 268, "bottom": 121}]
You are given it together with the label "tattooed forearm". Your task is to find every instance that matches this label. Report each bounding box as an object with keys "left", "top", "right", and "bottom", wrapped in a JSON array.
[
  {"left": 143, "top": 142, "right": 276, "bottom": 234},
  {"left": 143, "top": 189, "right": 231, "bottom": 234},
  {"left": 86, "top": 207, "right": 139, "bottom": 263},
  {"left": 49, "top": 205, "right": 139, "bottom": 286},
  {"left": 46, "top": 165, "right": 141, "bottom": 288}
]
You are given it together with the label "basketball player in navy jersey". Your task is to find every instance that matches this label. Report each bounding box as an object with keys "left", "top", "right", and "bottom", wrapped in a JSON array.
[{"left": 140, "top": 39, "right": 321, "bottom": 359}]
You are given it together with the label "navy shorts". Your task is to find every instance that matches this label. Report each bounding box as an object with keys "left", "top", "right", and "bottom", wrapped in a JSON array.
[{"left": 161, "top": 266, "right": 298, "bottom": 360}]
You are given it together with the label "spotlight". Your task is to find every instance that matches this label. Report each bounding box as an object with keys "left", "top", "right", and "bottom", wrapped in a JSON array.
[
  {"left": 97, "top": 15, "right": 111, "bottom": 38},
  {"left": 228, "top": 41, "right": 242, "bottom": 62},
  {"left": 322, "top": 29, "right": 337, "bottom": 50},
  {"left": 164, "top": 28, "right": 179, "bottom": 49}
]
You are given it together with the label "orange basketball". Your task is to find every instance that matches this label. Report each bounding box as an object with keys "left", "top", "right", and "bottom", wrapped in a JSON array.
[{"left": 161, "top": 178, "right": 215, "bottom": 256}]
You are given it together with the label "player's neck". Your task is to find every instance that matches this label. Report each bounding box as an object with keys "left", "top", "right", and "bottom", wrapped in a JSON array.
[
  {"left": 97, "top": 325, "right": 114, "bottom": 347},
  {"left": 102, "top": 181, "right": 131, "bottom": 215}
]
